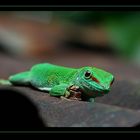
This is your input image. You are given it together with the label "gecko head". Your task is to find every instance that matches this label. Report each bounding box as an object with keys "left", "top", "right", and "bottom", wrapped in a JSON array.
[{"left": 76, "top": 67, "right": 115, "bottom": 98}]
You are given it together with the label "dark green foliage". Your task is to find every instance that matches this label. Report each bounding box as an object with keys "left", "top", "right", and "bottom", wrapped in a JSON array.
[{"left": 53, "top": 11, "right": 140, "bottom": 63}]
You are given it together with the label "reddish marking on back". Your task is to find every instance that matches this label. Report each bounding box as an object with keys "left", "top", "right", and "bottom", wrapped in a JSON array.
[{"left": 91, "top": 76, "right": 100, "bottom": 83}]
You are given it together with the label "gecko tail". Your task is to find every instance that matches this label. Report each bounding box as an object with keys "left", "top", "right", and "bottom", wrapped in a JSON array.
[
  {"left": 0, "top": 71, "right": 30, "bottom": 86},
  {"left": 0, "top": 79, "right": 12, "bottom": 85},
  {"left": 9, "top": 71, "right": 30, "bottom": 86}
]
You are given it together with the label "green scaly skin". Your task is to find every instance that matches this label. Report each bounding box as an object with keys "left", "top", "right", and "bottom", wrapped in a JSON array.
[{"left": 0, "top": 63, "right": 115, "bottom": 102}]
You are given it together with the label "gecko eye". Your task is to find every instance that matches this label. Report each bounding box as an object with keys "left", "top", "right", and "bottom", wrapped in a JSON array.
[{"left": 84, "top": 71, "right": 91, "bottom": 79}]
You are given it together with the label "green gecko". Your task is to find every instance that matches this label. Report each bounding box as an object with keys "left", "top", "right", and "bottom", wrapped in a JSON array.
[{"left": 0, "top": 63, "right": 114, "bottom": 102}]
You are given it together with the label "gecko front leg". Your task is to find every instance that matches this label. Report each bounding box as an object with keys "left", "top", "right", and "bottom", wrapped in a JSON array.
[{"left": 49, "top": 84, "right": 71, "bottom": 98}]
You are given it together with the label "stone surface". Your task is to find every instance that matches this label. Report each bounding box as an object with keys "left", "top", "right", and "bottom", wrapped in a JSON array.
[{"left": 1, "top": 86, "right": 140, "bottom": 127}]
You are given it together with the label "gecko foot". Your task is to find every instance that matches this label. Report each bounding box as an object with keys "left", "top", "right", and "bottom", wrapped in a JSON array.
[{"left": 69, "top": 85, "right": 80, "bottom": 92}]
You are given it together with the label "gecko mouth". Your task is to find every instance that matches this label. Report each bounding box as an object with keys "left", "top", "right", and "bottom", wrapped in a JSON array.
[
  {"left": 68, "top": 85, "right": 105, "bottom": 100},
  {"left": 81, "top": 81, "right": 107, "bottom": 94}
]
